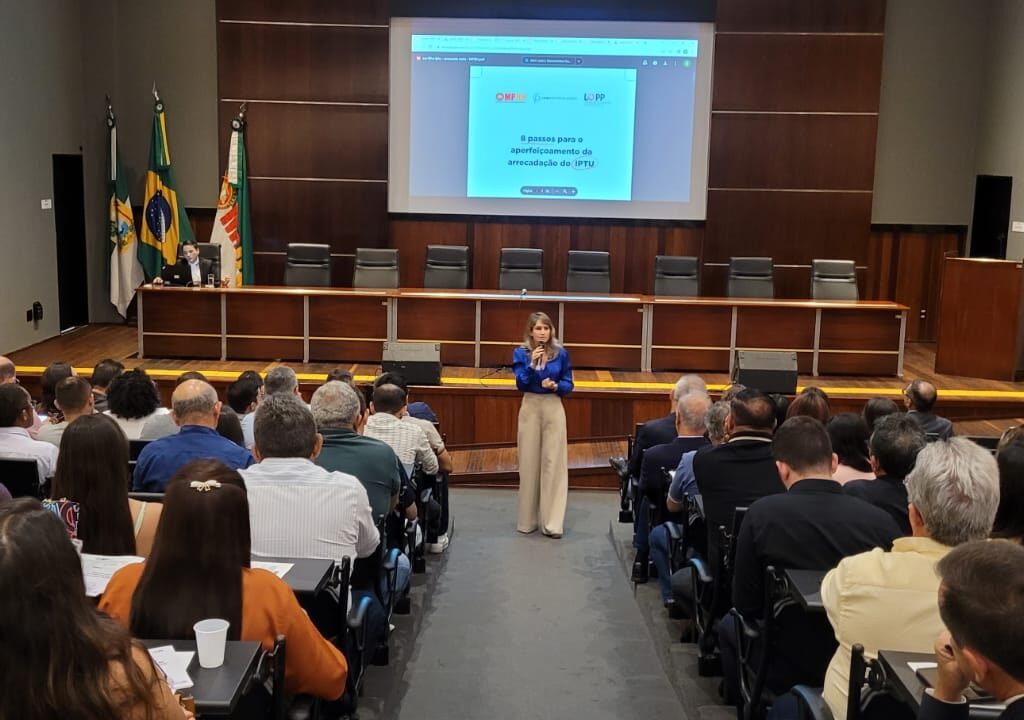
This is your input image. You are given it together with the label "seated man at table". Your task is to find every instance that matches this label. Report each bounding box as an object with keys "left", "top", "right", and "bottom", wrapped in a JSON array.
[
  {"left": 154, "top": 240, "right": 213, "bottom": 286},
  {"left": 133, "top": 380, "right": 255, "bottom": 492},
  {"left": 721, "top": 416, "right": 901, "bottom": 705},
  {"left": 820, "top": 438, "right": 1000, "bottom": 720},
  {"left": 921, "top": 540, "right": 1024, "bottom": 720}
]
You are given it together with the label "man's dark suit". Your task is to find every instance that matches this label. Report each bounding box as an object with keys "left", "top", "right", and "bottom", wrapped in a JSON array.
[
  {"left": 844, "top": 475, "right": 911, "bottom": 535},
  {"left": 627, "top": 414, "right": 676, "bottom": 480},
  {"left": 161, "top": 257, "right": 214, "bottom": 286},
  {"left": 634, "top": 435, "right": 711, "bottom": 557},
  {"left": 729, "top": 479, "right": 902, "bottom": 693},
  {"left": 919, "top": 693, "right": 1024, "bottom": 719},
  {"left": 909, "top": 411, "right": 954, "bottom": 440}
]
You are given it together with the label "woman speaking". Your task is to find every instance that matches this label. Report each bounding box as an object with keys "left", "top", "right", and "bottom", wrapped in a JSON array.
[{"left": 513, "top": 311, "right": 574, "bottom": 537}]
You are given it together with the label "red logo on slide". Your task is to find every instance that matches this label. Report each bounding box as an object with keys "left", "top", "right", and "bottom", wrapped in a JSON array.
[{"left": 495, "top": 92, "right": 527, "bottom": 102}]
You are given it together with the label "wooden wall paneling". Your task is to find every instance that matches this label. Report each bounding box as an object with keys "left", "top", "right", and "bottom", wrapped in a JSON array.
[
  {"left": 537, "top": 223, "right": 572, "bottom": 292},
  {"left": 715, "top": 0, "right": 886, "bottom": 33},
  {"left": 616, "top": 225, "right": 659, "bottom": 294},
  {"left": 390, "top": 220, "right": 471, "bottom": 287},
  {"left": 143, "top": 292, "right": 221, "bottom": 334},
  {"left": 217, "top": 0, "right": 390, "bottom": 25},
  {"left": 144, "top": 336, "right": 222, "bottom": 360},
  {"left": 712, "top": 34, "right": 884, "bottom": 113},
  {"left": 662, "top": 226, "right": 704, "bottom": 260},
  {"left": 735, "top": 307, "right": 816, "bottom": 349},
  {"left": 217, "top": 23, "right": 388, "bottom": 103},
  {"left": 225, "top": 294, "right": 303, "bottom": 336},
  {"left": 865, "top": 230, "right": 898, "bottom": 301},
  {"left": 895, "top": 231, "right": 963, "bottom": 342},
  {"left": 709, "top": 114, "right": 879, "bottom": 190},
  {"left": 818, "top": 309, "right": 902, "bottom": 351}
]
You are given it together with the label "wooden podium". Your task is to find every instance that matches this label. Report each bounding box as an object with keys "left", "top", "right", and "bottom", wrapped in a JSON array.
[{"left": 935, "top": 257, "right": 1024, "bottom": 380}]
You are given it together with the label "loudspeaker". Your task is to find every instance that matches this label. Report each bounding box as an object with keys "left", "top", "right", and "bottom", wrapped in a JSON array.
[
  {"left": 733, "top": 350, "right": 798, "bottom": 395},
  {"left": 381, "top": 342, "right": 442, "bottom": 385}
]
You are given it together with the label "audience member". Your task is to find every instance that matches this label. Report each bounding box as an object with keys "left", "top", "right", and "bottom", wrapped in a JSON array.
[
  {"left": 365, "top": 384, "right": 439, "bottom": 476},
  {"left": 89, "top": 358, "right": 123, "bottom": 413},
  {"left": 786, "top": 386, "right": 831, "bottom": 424},
  {"left": 904, "top": 379, "right": 954, "bottom": 439},
  {"left": 0, "top": 498, "right": 186, "bottom": 720},
  {"left": 133, "top": 380, "right": 254, "bottom": 492},
  {"left": 100, "top": 460, "right": 348, "bottom": 701},
  {"left": 265, "top": 365, "right": 303, "bottom": 401},
  {"left": 229, "top": 370, "right": 264, "bottom": 450},
  {"left": 36, "top": 376, "right": 94, "bottom": 447},
  {"left": 373, "top": 372, "right": 452, "bottom": 473},
  {"left": 624, "top": 374, "right": 707, "bottom": 482},
  {"left": 844, "top": 413, "right": 926, "bottom": 535},
  {"left": 216, "top": 405, "right": 246, "bottom": 447},
  {"left": 693, "top": 389, "right": 783, "bottom": 571},
  {"left": 862, "top": 396, "right": 899, "bottom": 430},
  {"left": 0, "top": 356, "right": 15, "bottom": 384},
  {"left": 827, "top": 412, "right": 874, "bottom": 485},
  {"left": 105, "top": 368, "right": 168, "bottom": 440},
  {"left": 768, "top": 393, "right": 790, "bottom": 429},
  {"left": 722, "top": 417, "right": 901, "bottom": 703},
  {"left": 37, "top": 361, "right": 74, "bottom": 422},
  {"left": 920, "top": 540, "right": 1024, "bottom": 719},
  {"left": 326, "top": 367, "right": 353, "bottom": 384},
  {"left": 820, "top": 438, "right": 1000, "bottom": 720},
  {"left": 632, "top": 392, "right": 712, "bottom": 584},
  {"left": 720, "top": 383, "right": 746, "bottom": 402},
  {"left": 373, "top": 371, "right": 438, "bottom": 423},
  {"left": 993, "top": 433, "right": 1024, "bottom": 543},
  {"left": 0, "top": 383, "right": 58, "bottom": 484},
  {"left": 49, "top": 414, "right": 162, "bottom": 556},
  {"left": 140, "top": 371, "right": 209, "bottom": 440}
]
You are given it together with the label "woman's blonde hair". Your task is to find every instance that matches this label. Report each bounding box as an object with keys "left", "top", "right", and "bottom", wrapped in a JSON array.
[{"left": 521, "top": 311, "right": 562, "bottom": 357}]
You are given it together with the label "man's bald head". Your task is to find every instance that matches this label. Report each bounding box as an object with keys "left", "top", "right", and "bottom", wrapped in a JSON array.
[
  {"left": 676, "top": 392, "right": 712, "bottom": 435},
  {"left": 906, "top": 379, "right": 938, "bottom": 413},
  {"left": 0, "top": 357, "right": 15, "bottom": 384},
  {"left": 171, "top": 379, "right": 221, "bottom": 427}
]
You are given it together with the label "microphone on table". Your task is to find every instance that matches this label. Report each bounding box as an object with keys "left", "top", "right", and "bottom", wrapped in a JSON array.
[{"left": 519, "top": 288, "right": 527, "bottom": 306}]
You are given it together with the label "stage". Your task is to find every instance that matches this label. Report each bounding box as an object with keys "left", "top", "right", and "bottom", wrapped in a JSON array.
[{"left": 9, "top": 324, "right": 1024, "bottom": 488}]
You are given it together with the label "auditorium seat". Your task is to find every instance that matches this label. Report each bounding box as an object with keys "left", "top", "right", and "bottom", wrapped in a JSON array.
[
  {"left": 566, "top": 250, "right": 610, "bottom": 294},
  {"left": 654, "top": 255, "right": 700, "bottom": 297},
  {"left": 423, "top": 245, "right": 470, "bottom": 289},
  {"left": 728, "top": 257, "right": 775, "bottom": 298},
  {"left": 353, "top": 248, "right": 400, "bottom": 289},
  {"left": 196, "top": 242, "right": 222, "bottom": 281},
  {"left": 811, "top": 259, "right": 858, "bottom": 301},
  {"left": 499, "top": 248, "right": 544, "bottom": 291},
  {"left": 284, "top": 243, "right": 331, "bottom": 287}
]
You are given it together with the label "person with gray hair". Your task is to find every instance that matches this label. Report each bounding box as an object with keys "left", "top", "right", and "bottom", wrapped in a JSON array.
[
  {"left": 821, "top": 437, "right": 1001, "bottom": 719},
  {"left": 132, "top": 379, "right": 254, "bottom": 492},
  {"left": 264, "top": 365, "right": 302, "bottom": 400}
]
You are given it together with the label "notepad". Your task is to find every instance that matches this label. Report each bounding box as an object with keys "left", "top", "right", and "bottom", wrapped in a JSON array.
[
  {"left": 251, "top": 560, "right": 294, "bottom": 579},
  {"left": 81, "top": 553, "right": 144, "bottom": 597},
  {"left": 148, "top": 645, "right": 194, "bottom": 692}
]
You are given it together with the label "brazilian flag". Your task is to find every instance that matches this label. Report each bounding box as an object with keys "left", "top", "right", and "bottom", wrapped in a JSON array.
[{"left": 138, "top": 95, "right": 193, "bottom": 278}]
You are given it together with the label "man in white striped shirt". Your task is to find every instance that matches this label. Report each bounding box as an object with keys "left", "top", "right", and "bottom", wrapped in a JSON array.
[{"left": 364, "top": 384, "right": 439, "bottom": 475}]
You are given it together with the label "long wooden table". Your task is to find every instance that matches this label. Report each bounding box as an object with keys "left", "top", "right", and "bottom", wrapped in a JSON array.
[{"left": 138, "top": 286, "right": 908, "bottom": 376}]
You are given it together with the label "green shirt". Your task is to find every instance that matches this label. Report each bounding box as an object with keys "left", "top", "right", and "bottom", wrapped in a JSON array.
[{"left": 315, "top": 427, "right": 402, "bottom": 518}]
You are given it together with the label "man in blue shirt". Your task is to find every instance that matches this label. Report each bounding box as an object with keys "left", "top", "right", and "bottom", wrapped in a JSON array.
[{"left": 133, "top": 380, "right": 254, "bottom": 492}]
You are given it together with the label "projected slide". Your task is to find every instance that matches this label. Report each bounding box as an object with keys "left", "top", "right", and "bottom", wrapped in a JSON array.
[{"left": 466, "top": 66, "right": 637, "bottom": 201}]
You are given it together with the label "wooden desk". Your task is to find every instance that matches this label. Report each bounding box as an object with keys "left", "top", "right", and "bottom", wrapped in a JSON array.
[
  {"left": 138, "top": 286, "right": 907, "bottom": 375},
  {"left": 142, "top": 639, "right": 262, "bottom": 716},
  {"left": 877, "top": 650, "right": 1005, "bottom": 718}
]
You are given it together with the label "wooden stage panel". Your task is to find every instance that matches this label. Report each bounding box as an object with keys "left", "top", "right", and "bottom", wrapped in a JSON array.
[
  {"left": 819, "top": 352, "right": 897, "bottom": 376},
  {"left": 651, "top": 349, "right": 731, "bottom": 373},
  {"left": 563, "top": 302, "right": 643, "bottom": 346},
  {"left": 308, "top": 295, "right": 389, "bottom": 339},
  {"left": 479, "top": 343, "right": 521, "bottom": 368},
  {"left": 439, "top": 343, "right": 476, "bottom": 368},
  {"left": 395, "top": 297, "right": 476, "bottom": 343},
  {"left": 309, "top": 340, "right": 382, "bottom": 364},
  {"left": 819, "top": 308, "right": 902, "bottom": 351},
  {"left": 570, "top": 346, "right": 642, "bottom": 371},
  {"left": 650, "top": 304, "right": 732, "bottom": 346},
  {"left": 226, "top": 293, "right": 303, "bottom": 336},
  {"left": 143, "top": 335, "right": 221, "bottom": 360},
  {"left": 736, "top": 306, "right": 816, "bottom": 350},
  {"left": 225, "top": 337, "right": 303, "bottom": 362},
  {"left": 479, "top": 300, "right": 560, "bottom": 343},
  {"left": 141, "top": 290, "right": 221, "bottom": 335}
]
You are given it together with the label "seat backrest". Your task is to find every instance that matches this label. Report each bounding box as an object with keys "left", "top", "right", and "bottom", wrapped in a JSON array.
[
  {"left": 811, "top": 258, "right": 858, "bottom": 300},
  {"left": 566, "top": 250, "right": 610, "bottom": 294},
  {"left": 284, "top": 243, "right": 331, "bottom": 287},
  {"left": 728, "top": 257, "right": 775, "bottom": 298},
  {"left": 424, "top": 245, "right": 469, "bottom": 289},
  {"left": 0, "top": 458, "right": 41, "bottom": 498},
  {"left": 196, "top": 242, "right": 222, "bottom": 281},
  {"left": 499, "top": 248, "right": 544, "bottom": 291},
  {"left": 353, "top": 248, "right": 400, "bottom": 289},
  {"left": 654, "top": 255, "right": 700, "bottom": 297}
]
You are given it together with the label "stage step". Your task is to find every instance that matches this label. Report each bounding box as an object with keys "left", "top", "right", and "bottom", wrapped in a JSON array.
[{"left": 449, "top": 439, "right": 626, "bottom": 490}]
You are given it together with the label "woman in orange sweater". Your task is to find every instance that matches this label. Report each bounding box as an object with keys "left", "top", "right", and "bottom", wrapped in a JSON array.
[{"left": 100, "top": 460, "right": 347, "bottom": 701}]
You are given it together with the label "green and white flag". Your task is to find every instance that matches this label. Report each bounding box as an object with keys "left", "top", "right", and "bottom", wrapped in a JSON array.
[{"left": 107, "top": 103, "right": 145, "bottom": 317}]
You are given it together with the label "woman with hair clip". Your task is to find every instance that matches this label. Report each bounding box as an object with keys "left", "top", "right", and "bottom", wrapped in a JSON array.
[
  {"left": 512, "top": 311, "right": 574, "bottom": 538},
  {"left": 0, "top": 498, "right": 189, "bottom": 719},
  {"left": 48, "top": 413, "right": 162, "bottom": 556},
  {"left": 99, "top": 459, "right": 348, "bottom": 701}
]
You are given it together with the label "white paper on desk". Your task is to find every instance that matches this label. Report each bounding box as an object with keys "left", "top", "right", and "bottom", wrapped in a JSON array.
[
  {"left": 148, "top": 645, "right": 194, "bottom": 692},
  {"left": 908, "top": 661, "right": 937, "bottom": 672},
  {"left": 81, "top": 553, "right": 144, "bottom": 597},
  {"left": 251, "top": 560, "right": 294, "bottom": 579}
]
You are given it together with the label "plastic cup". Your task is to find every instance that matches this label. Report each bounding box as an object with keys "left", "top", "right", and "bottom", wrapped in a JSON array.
[{"left": 193, "top": 618, "right": 230, "bottom": 668}]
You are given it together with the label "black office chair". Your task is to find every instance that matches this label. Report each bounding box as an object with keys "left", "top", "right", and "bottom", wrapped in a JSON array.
[
  {"left": 353, "top": 248, "right": 400, "bottom": 289},
  {"left": 566, "top": 250, "right": 610, "bottom": 293},
  {"left": 264, "top": 635, "right": 322, "bottom": 720},
  {"left": 499, "top": 247, "right": 544, "bottom": 291},
  {"left": 424, "top": 245, "right": 470, "bottom": 289},
  {"left": 730, "top": 564, "right": 789, "bottom": 720},
  {"left": 690, "top": 507, "right": 748, "bottom": 673},
  {"left": 811, "top": 259, "right": 858, "bottom": 301},
  {"left": 0, "top": 458, "right": 42, "bottom": 498},
  {"left": 284, "top": 243, "right": 331, "bottom": 287},
  {"left": 728, "top": 257, "right": 775, "bottom": 298},
  {"left": 197, "top": 242, "right": 222, "bottom": 282},
  {"left": 654, "top": 255, "right": 700, "bottom": 297}
]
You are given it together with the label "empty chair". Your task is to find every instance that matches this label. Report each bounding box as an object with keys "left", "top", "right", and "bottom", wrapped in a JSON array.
[
  {"left": 423, "top": 245, "right": 470, "bottom": 289},
  {"left": 499, "top": 248, "right": 544, "bottom": 291},
  {"left": 654, "top": 255, "right": 700, "bottom": 297},
  {"left": 284, "top": 243, "right": 331, "bottom": 287},
  {"left": 811, "top": 259, "right": 858, "bottom": 300},
  {"left": 566, "top": 250, "right": 610, "bottom": 294},
  {"left": 728, "top": 257, "right": 775, "bottom": 298},
  {"left": 353, "top": 248, "right": 400, "bottom": 289}
]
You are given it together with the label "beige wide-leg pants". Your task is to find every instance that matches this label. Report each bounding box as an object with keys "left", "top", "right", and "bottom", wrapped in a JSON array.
[{"left": 516, "top": 392, "right": 569, "bottom": 535}]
